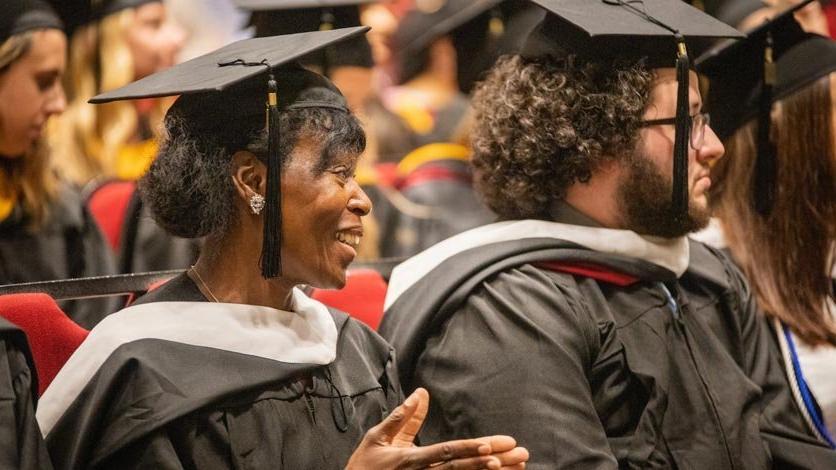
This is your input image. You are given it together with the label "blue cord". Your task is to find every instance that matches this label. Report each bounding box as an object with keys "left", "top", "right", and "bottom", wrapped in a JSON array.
[{"left": 783, "top": 325, "right": 836, "bottom": 448}]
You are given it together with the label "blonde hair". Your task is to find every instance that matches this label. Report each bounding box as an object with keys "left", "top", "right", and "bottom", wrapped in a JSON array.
[
  {"left": 0, "top": 31, "right": 59, "bottom": 229},
  {"left": 49, "top": 8, "right": 166, "bottom": 187}
]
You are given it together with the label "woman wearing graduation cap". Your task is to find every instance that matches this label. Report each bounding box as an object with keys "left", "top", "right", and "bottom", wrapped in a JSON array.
[
  {"left": 35, "top": 28, "right": 529, "bottom": 470},
  {"left": 697, "top": 0, "right": 836, "bottom": 443},
  {"left": 0, "top": 0, "right": 118, "bottom": 330}
]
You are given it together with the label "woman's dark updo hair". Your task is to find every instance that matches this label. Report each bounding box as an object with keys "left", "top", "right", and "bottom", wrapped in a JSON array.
[
  {"left": 140, "top": 75, "right": 365, "bottom": 239},
  {"left": 470, "top": 54, "right": 653, "bottom": 220}
]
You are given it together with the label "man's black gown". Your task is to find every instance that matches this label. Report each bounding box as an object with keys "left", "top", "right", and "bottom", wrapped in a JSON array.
[
  {"left": 39, "top": 274, "right": 402, "bottom": 470},
  {"left": 380, "top": 213, "right": 836, "bottom": 469}
]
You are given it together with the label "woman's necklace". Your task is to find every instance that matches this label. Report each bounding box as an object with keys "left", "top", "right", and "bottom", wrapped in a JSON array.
[{"left": 187, "top": 266, "right": 221, "bottom": 303}]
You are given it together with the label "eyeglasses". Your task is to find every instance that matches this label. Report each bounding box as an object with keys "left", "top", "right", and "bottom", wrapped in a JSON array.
[{"left": 640, "top": 112, "right": 711, "bottom": 150}]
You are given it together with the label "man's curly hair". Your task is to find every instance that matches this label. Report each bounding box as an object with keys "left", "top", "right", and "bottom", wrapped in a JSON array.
[{"left": 471, "top": 54, "right": 654, "bottom": 220}]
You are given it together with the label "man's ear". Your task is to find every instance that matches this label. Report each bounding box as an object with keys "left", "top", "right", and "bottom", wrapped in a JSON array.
[{"left": 231, "top": 151, "right": 267, "bottom": 201}]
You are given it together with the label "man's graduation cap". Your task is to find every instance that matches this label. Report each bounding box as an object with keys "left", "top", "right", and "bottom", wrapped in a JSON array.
[
  {"left": 1, "top": 0, "right": 63, "bottom": 45},
  {"left": 521, "top": 0, "right": 742, "bottom": 218},
  {"left": 697, "top": 0, "right": 836, "bottom": 216},
  {"left": 235, "top": 0, "right": 375, "bottom": 74},
  {"left": 90, "top": 27, "right": 369, "bottom": 278}
]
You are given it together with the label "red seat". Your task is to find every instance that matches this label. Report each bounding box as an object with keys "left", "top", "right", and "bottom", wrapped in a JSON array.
[
  {"left": 311, "top": 269, "right": 388, "bottom": 330},
  {"left": 87, "top": 180, "right": 137, "bottom": 251},
  {"left": 0, "top": 294, "right": 89, "bottom": 396}
]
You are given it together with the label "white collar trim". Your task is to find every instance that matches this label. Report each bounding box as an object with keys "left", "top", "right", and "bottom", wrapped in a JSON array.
[
  {"left": 384, "top": 220, "right": 690, "bottom": 309},
  {"left": 37, "top": 287, "right": 337, "bottom": 437}
]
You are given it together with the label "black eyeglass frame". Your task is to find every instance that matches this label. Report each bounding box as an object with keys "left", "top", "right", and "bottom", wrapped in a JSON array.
[{"left": 640, "top": 112, "right": 711, "bottom": 150}]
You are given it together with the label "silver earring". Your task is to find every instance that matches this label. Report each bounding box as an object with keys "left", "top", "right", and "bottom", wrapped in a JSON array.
[{"left": 249, "top": 194, "right": 265, "bottom": 215}]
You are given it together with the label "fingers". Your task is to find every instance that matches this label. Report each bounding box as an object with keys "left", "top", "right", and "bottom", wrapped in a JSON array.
[
  {"left": 404, "top": 439, "right": 491, "bottom": 468},
  {"left": 492, "top": 447, "right": 529, "bottom": 467},
  {"left": 473, "top": 436, "right": 517, "bottom": 454},
  {"left": 392, "top": 388, "right": 430, "bottom": 447},
  {"left": 430, "top": 456, "right": 502, "bottom": 470},
  {"left": 365, "top": 389, "right": 423, "bottom": 445}
]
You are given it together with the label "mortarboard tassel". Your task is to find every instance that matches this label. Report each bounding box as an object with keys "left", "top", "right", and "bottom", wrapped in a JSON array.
[
  {"left": 489, "top": 9, "right": 505, "bottom": 38},
  {"left": 261, "top": 73, "right": 282, "bottom": 278},
  {"left": 672, "top": 35, "right": 691, "bottom": 218},
  {"left": 754, "top": 32, "right": 777, "bottom": 216},
  {"left": 320, "top": 10, "right": 335, "bottom": 78}
]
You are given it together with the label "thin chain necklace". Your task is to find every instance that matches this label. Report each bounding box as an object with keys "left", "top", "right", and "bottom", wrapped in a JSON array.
[{"left": 187, "top": 266, "right": 220, "bottom": 303}]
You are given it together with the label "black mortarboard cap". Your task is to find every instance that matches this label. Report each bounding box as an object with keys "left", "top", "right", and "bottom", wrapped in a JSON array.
[
  {"left": 90, "top": 27, "right": 368, "bottom": 278},
  {"left": 392, "top": 0, "right": 509, "bottom": 91},
  {"left": 236, "top": 0, "right": 374, "bottom": 73},
  {"left": 1, "top": 0, "right": 63, "bottom": 44},
  {"left": 714, "top": 0, "right": 767, "bottom": 28},
  {"left": 697, "top": 0, "right": 834, "bottom": 216},
  {"left": 522, "top": 0, "right": 742, "bottom": 219},
  {"left": 48, "top": 0, "right": 159, "bottom": 38}
]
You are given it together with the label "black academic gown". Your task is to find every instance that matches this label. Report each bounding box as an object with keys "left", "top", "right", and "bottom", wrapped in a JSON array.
[
  {"left": 380, "top": 220, "right": 836, "bottom": 469},
  {"left": 117, "top": 191, "right": 201, "bottom": 273},
  {"left": 39, "top": 274, "right": 402, "bottom": 470},
  {"left": 0, "top": 185, "right": 119, "bottom": 329},
  {"left": 387, "top": 158, "right": 495, "bottom": 258},
  {"left": 0, "top": 318, "right": 53, "bottom": 470}
]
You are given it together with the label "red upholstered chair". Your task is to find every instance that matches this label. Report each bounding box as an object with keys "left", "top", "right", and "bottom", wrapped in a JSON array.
[
  {"left": 86, "top": 180, "right": 137, "bottom": 251},
  {"left": 311, "top": 269, "right": 388, "bottom": 330},
  {"left": 0, "top": 294, "right": 89, "bottom": 396}
]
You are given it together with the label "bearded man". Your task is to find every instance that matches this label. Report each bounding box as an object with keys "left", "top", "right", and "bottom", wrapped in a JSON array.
[{"left": 379, "top": 1, "right": 836, "bottom": 468}]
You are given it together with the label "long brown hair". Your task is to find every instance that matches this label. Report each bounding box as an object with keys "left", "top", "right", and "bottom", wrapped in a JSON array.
[
  {"left": 711, "top": 73, "right": 836, "bottom": 346},
  {"left": 0, "top": 31, "right": 59, "bottom": 229}
]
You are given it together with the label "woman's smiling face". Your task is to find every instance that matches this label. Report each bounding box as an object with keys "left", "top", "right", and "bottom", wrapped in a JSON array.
[{"left": 278, "top": 134, "right": 371, "bottom": 290}]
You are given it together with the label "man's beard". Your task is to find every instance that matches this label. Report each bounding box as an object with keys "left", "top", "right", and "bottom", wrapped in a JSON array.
[{"left": 617, "top": 152, "right": 710, "bottom": 238}]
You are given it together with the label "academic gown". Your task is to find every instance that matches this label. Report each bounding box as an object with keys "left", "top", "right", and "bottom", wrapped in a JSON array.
[
  {"left": 380, "top": 216, "right": 836, "bottom": 469},
  {"left": 0, "top": 318, "right": 53, "bottom": 470},
  {"left": 37, "top": 273, "right": 402, "bottom": 470},
  {"left": 384, "top": 157, "right": 495, "bottom": 258},
  {"left": 118, "top": 191, "right": 201, "bottom": 273},
  {"left": 0, "top": 185, "right": 119, "bottom": 329}
]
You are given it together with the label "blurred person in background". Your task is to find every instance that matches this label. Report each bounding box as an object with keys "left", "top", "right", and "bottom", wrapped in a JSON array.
[
  {"left": 368, "top": 0, "right": 515, "bottom": 257},
  {"left": 48, "top": 0, "right": 185, "bottom": 187},
  {"left": 1, "top": 0, "right": 117, "bottom": 330}
]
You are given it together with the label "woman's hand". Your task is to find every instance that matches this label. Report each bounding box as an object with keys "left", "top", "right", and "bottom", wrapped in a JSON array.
[{"left": 345, "top": 388, "right": 529, "bottom": 470}]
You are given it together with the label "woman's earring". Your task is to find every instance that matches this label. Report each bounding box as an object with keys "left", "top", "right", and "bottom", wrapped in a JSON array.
[{"left": 249, "top": 194, "right": 265, "bottom": 215}]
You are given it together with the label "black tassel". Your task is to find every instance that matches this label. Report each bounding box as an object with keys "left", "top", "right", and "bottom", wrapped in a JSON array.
[
  {"left": 672, "top": 35, "right": 691, "bottom": 219},
  {"left": 261, "top": 73, "right": 282, "bottom": 278},
  {"left": 754, "top": 33, "right": 777, "bottom": 217}
]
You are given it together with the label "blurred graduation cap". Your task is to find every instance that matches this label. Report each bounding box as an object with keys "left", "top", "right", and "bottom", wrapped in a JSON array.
[
  {"left": 48, "top": 0, "right": 159, "bottom": 38},
  {"left": 714, "top": 0, "right": 767, "bottom": 28},
  {"left": 697, "top": 0, "right": 836, "bottom": 216},
  {"left": 392, "top": 0, "right": 508, "bottom": 91},
  {"left": 235, "top": 0, "right": 375, "bottom": 74},
  {"left": 90, "top": 27, "right": 369, "bottom": 278},
  {"left": 521, "top": 0, "right": 742, "bottom": 218},
  {"left": 1, "top": 0, "right": 63, "bottom": 44}
]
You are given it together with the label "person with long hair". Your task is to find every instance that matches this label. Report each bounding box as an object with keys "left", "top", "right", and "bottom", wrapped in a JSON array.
[
  {"left": 35, "top": 30, "right": 529, "bottom": 470},
  {"left": 48, "top": 0, "right": 184, "bottom": 186},
  {"left": 698, "top": 5, "right": 836, "bottom": 441},
  {"left": 1, "top": 0, "right": 117, "bottom": 330}
]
